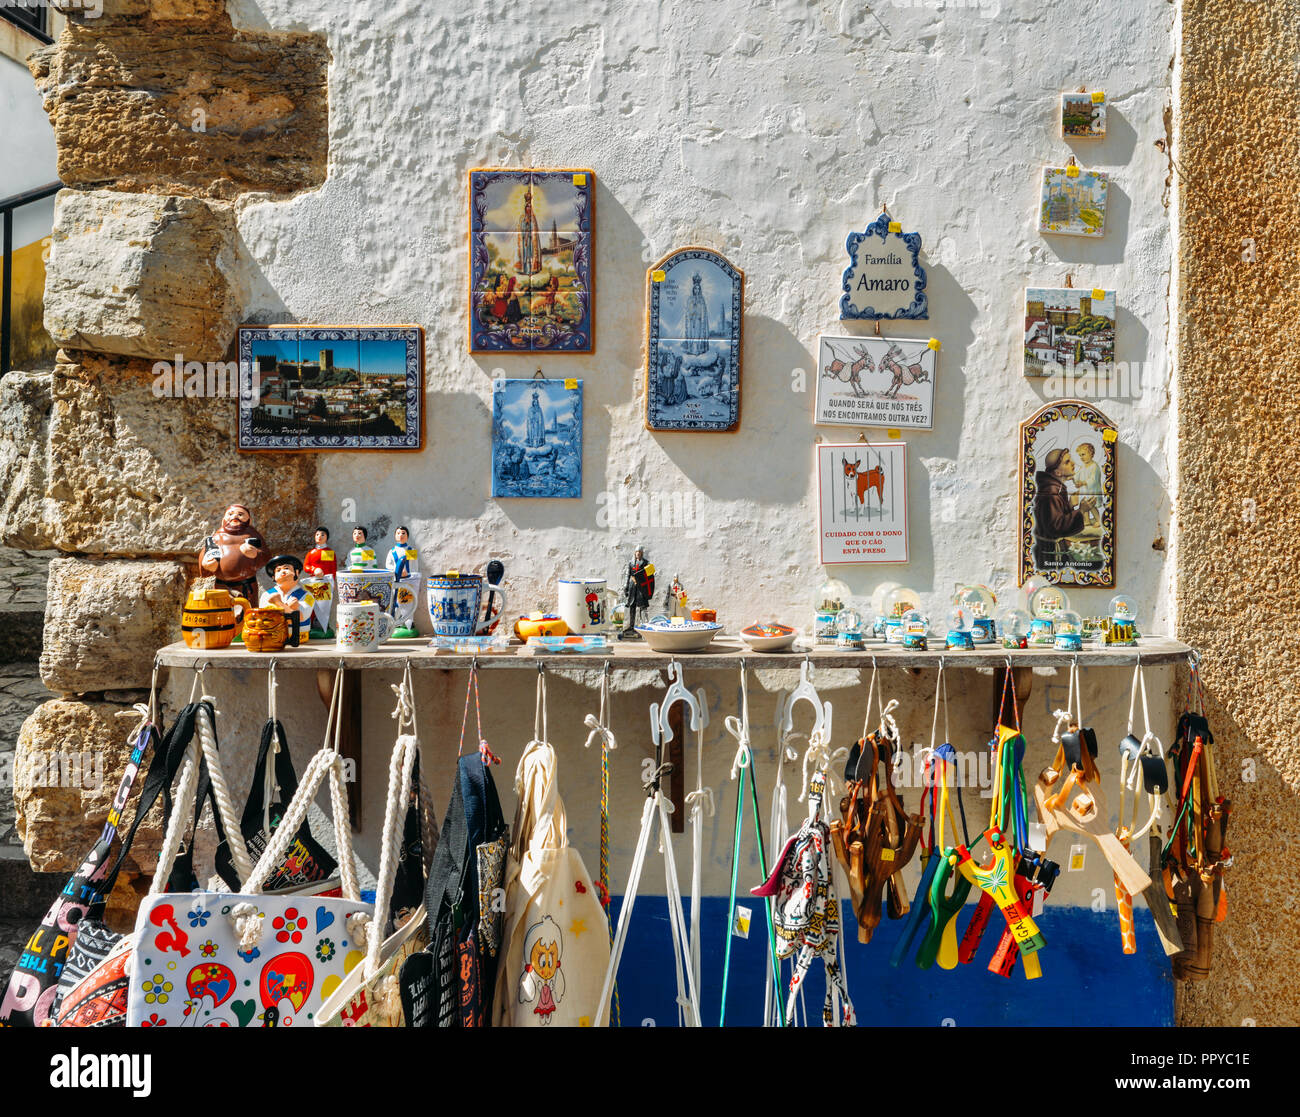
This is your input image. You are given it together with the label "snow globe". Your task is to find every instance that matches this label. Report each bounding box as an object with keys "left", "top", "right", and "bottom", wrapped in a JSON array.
[
  {"left": 870, "top": 581, "right": 901, "bottom": 641},
  {"left": 883, "top": 585, "right": 922, "bottom": 644},
  {"left": 1025, "top": 579, "right": 1070, "bottom": 647},
  {"left": 814, "top": 574, "right": 851, "bottom": 645},
  {"left": 1107, "top": 593, "right": 1138, "bottom": 646},
  {"left": 836, "top": 608, "right": 866, "bottom": 650},
  {"left": 954, "top": 583, "right": 998, "bottom": 644},
  {"left": 1000, "top": 607, "right": 1030, "bottom": 649},
  {"left": 945, "top": 607, "right": 974, "bottom": 650},
  {"left": 900, "top": 608, "right": 929, "bottom": 650},
  {"left": 1054, "top": 609, "right": 1084, "bottom": 651}
]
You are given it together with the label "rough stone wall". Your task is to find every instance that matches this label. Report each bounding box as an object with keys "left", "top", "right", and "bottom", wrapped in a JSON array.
[
  {"left": 1, "top": 0, "right": 326, "bottom": 900},
  {"left": 1175, "top": 0, "right": 1300, "bottom": 1027}
]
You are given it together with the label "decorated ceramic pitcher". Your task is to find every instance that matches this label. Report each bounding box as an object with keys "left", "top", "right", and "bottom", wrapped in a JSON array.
[
  {"left": 427, "top": 572, "right": 507, "bottom": 637},
  {"left": 336, "top": 568, "right": 395, "bottom": 613},
  {"left": 337, "top": 601, "right": 397, "bottom": 652}
]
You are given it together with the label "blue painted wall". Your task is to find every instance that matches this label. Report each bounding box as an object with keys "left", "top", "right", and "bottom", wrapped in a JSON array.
[{"left": 604, "top": 897, "right": 1174, "bottom": 1027}]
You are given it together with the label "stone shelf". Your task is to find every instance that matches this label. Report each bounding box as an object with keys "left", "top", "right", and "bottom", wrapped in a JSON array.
[{"left": 156, "top": 635, "right": 1193, "bottom": 672}]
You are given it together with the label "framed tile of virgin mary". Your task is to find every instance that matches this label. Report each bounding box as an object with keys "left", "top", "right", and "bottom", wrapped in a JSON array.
[
  {"left": 644, "top": 247, "right": 742, "bottom": 432},
  {"left": 469, "top": 168, "right": 594, "bottom": 353}
]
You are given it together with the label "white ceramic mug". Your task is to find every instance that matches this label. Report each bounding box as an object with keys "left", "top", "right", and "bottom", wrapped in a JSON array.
[
  {"left": 337, "top": 601, "right": 396, "bottom": 652},
  {"left": 558, "top": 577, "right": 620, "bottom": 635}
]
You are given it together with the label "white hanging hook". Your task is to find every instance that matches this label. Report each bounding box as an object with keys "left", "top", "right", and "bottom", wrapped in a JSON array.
[
  {"left": 780, "top": 655, "right": 831, "bottom": 744},
  {"left": 653, "top": 659, "right": 708, "bottom": 746}
]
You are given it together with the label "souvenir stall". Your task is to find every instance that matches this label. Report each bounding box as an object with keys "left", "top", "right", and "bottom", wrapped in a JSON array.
[{"left": 0, "top": 6, "right": 1207, "bottom": 1031}]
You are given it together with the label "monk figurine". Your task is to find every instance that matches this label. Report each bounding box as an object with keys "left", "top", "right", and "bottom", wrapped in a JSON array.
[{"left": 199, "top": 504, "right": 273, "bottom": 605}]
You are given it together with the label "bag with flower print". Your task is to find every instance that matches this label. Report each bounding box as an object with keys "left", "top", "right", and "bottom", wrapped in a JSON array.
[{"left": 126, "top": 670, "right": 374, "bottom": 1028}]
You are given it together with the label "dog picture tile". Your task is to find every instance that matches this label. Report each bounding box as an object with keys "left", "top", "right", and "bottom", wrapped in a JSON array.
[{"left": 816, "top": 441, "right": 908, "bottom": 564}]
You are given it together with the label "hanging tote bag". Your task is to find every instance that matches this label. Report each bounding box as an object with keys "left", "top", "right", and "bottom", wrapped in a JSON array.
[
  {"left": 213, "top": 666, "right": 338, "bottom": 896},
  {"left": 126, "top": 673, "right": 373, "bottom": 1028},
  {"left": 492, "top": 672, "right": 610, "bottom": 1027},
  {"left": 0, "top": 692, "right": 159, "bottom": 1027},
  {"left": 48, "top": 682, "right": 247, "bottom": 1028},
  {"left": 318, "top": 665, "right": 432, "bottom": 1027}
]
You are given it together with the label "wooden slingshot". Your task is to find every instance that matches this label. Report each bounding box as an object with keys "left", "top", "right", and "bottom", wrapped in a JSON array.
[
  {"left": 832, "top": 663, "right": 921, "bottom": 944},
  {"left": 1033, "top": 659, "right": 1152, "bottom": 897}
]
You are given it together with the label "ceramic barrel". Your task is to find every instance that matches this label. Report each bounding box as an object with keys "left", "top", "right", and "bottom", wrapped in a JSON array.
[
  {"left": 336, "top": 568, "right": 395, "bottom": 612},
  {"left": 181, "top": 589, "right": 250, "bottom": 650},
  {"left": 427, "top": 573, "right": 506, "bottom": 637}
]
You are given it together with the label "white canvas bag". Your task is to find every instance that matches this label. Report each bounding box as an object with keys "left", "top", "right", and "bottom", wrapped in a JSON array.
[
  {"left": 126, "top": 673, "right": 374, "bottom": 1028},
  {"left": 492, "top": 672, "right": 610, "bottom": 1027}
]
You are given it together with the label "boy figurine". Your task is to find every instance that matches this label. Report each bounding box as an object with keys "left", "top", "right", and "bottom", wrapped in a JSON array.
[
  {"left": 305, "top": 527, "right": 337, "bottom": 576},
  {"left": 386, "top": 525, "right": 419, "bottom": 580},
  {"left": 301, "top": 527, "right": 336, "bottom": 638},
  {"left": 346, "top": 526, "right": 376, "bottom": 570},
  {"left": 260, "top": 555, "right": 315, "bottom": 645},
  {"left": 386, "top": 525, "right": 421, "bottom": 638}
]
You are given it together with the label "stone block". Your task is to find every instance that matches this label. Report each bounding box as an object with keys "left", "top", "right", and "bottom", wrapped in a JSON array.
[
  {"left": 0, "top": 359, "right": 317, "bottom": 559},
  {"left": 40, "top": 558, "right": 189, "bottom": 694},
  {"left": 44, "top": 189, "right": 240, "bottom": 364},
  {"left": 13, "top": 698, "right": 164, "bottom": 877},
  {"left": 28, "top": 16, "right": 329, "bottom": 200}
]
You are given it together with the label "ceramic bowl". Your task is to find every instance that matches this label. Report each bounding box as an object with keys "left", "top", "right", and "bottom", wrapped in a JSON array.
[
  {"left": 739, "top": 622, "right": 798, "bottom": 652},
  {"left": 635, "top": 619, "right": 724, "bottom": 653}
]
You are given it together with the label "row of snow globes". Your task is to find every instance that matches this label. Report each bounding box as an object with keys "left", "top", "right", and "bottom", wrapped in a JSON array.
[{"left": 813, "top": 575, "right": 1139, "bottom": 652}]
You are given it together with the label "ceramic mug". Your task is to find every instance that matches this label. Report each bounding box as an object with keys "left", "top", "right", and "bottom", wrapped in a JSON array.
[
  {"left": 337, "top": 601, "right": 396, "bottom": 652},
  {"left": 557, "top": 577, "right": 619, "bottom": 635},
  {"left": 336, "top": 568, "right": 395, "bottom": 612},
  {"left": 427, "top": 573, "right": 507, "bottom": 637}
]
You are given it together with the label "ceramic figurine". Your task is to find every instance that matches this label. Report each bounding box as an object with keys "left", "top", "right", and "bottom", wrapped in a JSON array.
[
  {"left": 664, "top": 574, "right": 689, "bottom": 620},
  {"left": 300, "top": 526, "right": 336, "bottom": 637},
  {"left": 346, "top": 526, "right": 376, "bottom": 570},
  {"left": 198, "top": 503, "right": 273, "bottom": 607},
  {"left": 386, "top": 525, "right": 421, "bottom": 638},
  {"left": 619, "top": 546, "right": 655, "bottom": 640},
  {"left": 259, "top": 555, "right": 314, "bottom": 646},
  {"left": 241, "top": 606, "right": 292, "bottom": 653}
]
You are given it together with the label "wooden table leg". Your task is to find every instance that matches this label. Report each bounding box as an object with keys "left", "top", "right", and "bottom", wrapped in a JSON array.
[{"left": 316, "top": 667, "right": 362, "bottom": 829}]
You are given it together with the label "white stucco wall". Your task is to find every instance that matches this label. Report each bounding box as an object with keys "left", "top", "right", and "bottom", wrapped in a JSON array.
[{"left": 191, "top": 0, "right": 1177, "bottom": 902}]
